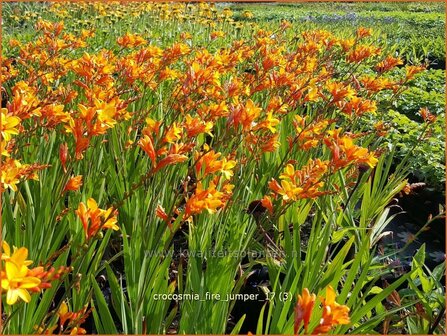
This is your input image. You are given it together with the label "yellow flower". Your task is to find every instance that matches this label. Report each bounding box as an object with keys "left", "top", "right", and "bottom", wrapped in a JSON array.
[
  {"left": 101, "top": 207, "right": 120, "bottom": 231},
  {"left": 279, "top": 180, "right": 303, "bottom": 201},
  {"left": 1, "top": 139, "right": 9, "bottom": 157},
  {"left": 254, "top": 112, "right": 280, "bottom": 133},
  {"left": 279, "top": 164, "right": 295, "bottom": 181},
  {"left": 163, "top": 122, "right": 183, "bottom": 144},
  {"left": 221, "top": 158, "right": 237, "bottom": 180},
  {"left": 1, "top": 241, "right": 33, "bottom": 266},
  {"left": 1, "top": 108, "right": 21, "bottom": 141},
  {"left": 1, "top": 159, "right": 24, "bottom": 192},
  {"left": 1, "top": 242, "right": 67, "bottom": 305},
  {"left": 264, "top": 112, "right": 280, "bottom": 133},
  {"left": 1, "top": 243, "right": 41, "bottom": 305},
  {"left": 243, "top": 10, "right": 254, "bottom": 19},
  {"left": 1, "top": 261, "right": 40, "bottom": 304}
]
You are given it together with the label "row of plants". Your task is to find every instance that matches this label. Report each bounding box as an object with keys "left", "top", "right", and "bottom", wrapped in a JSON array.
[
  {"left": 230, "top": 2, "right": 446, "bottom": 66},
  {"left": 1, "top": 2, "right": 445, "bottom": 335},
  {"left": 3, "top": 2, "right": 446, "bottom": 67}
]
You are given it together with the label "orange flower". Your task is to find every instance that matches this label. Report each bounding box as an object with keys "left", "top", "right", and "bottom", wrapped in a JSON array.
[
  {"left": 268, "top": 178, "right": 282, "bottom": 195},
  {"left": 59, "top": 143, "right": 69, "bottom": 172},
  {"left": 269, "top": 160, "right": 329, "bottom": 202},
  {"left": 294, "top": 286, "right": 350, "bottom": 335},
  {"left": 405, "top": 65, "right": 425, "bottom": 81},
  {"left": 292, "top": 116, "right": 332, "bottom": 150},
  {"left": 294, "top": 288, "right": 316, "bottom": 334},
  {"left": 156, "top": 204, "right": 170, "bottom": 222},
  {"left": 70, "top": 52, "right": 115, "bottom": 81},
  {"left": 180, "top": 32, "right": 192, "bottom": 40},
  {"left": 117, "top": 33, "right": 146, "bottom": 48},
  {"left": 40, "top": 104, "right": 71, "bottom": 127},
  {"left": 210, "top": 31, "right": 225, "bottom": 40},
  {"left": 138, "top": 134, "right": 157, "bottom": 166},
  {"left": 326, "top": 81, "right": 355, "bottom": 103},
  {"left": 159, "top": 67, "right": 181, "bottom": 81},
  {"left": 184, "top": 181, "right": 232, "bottom": 218},
  {"left": 359, "top": 75, "right": 395, "bottom": 93},
  {"left": 194, "top": 145, "right": 236, "bottom": 180},
  {"left": 420, "top": 107, "right": 436, "bottom": 124},
  {"left": 66, "top": 118, "right": 90, "bottom": 160},
  {"left": 70, "top": 327, "right": 87, "bottom": 335},
  {"left": 254, "top": 112, "right": 280, "bottom": 133},
  {"left": 262, "top": 55, "right": 277, "bottom": 71},
  {"left": 75, "top": 198, "right": 119, "bottom": 240},
  {"left": 339, "top": 38, "right": 355, "bottom": 52},
  {"left": 325, "top": 131, "right": 378, "bottom": 169},
  {"left": 198, "top": 102, "right": 229, "bottom": 120},
  {"left": 322, "top": 286, "right": 350, "bottom": 323},
  {"left": 261, "top": 195, "right": 274, "bottom": 215},
  {"left": 76, "top": 202, "right": 89, "bottom": 237},
  {"left": 184, "top": 114, "right": 213, "bottom": 138},
  {"left": 36, "top": 301, "right": 91, "bottom": 335},
  {"left": 194, "top": 149, "right": 218, "bottom": 176},
  {"left": 313, "top": 286, "right": 350, "bottom": 334},
  {"left": 347, "top": 45, "right": 380, "bottom": 63},
  {"left": 143, "top": 117, "right": 161, "bottom": 136},
  {"left": 63, "top": 175, "right": 83, "bottom": 192},
  {"left": 163, "top": 42, "right": 190, "bottom": 60},
  {"left": 58, "top": 301, "right": 75, "bottom": 328},
  {"left": 374, "top": 121, "right": 389, "bottom": 137},
  {"left": 74, "top": 98, "right": 129, "bottom": 137},
  {"left": 163, "top": 122, "right": 183, "bottom": 144},
  {"left": 7, "top": 81, "right": 41, "bottom": 120},
  {"left": 340, "top": 96, "right": 377, "bottom": 116},
  {"left": 154, "top": 154, "right": 188, "bottom": 173},
  {"left": 36, "top": 19, "right": 64, "bottom": 36},
  {"left": 260, "top": 134, "right": 280, "bottom": 152},
  {"left": 375, "top": 56, "right": 403, "bottom": 74},
  {"left": 27, "top": 265, "right": 71, "bottom": 291},
  {"left": 356, "top": 27, "right": 372, "bottom": 39},
  {"left": 230, "top": 99, "right": 262, "bottom": 132}
]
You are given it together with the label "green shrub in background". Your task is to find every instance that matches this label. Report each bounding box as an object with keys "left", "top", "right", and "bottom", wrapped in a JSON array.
[{"left": 393, "top": 70, "right": 445, "bottom": 120}]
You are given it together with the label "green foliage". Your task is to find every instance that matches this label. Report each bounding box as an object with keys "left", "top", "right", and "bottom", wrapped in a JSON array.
[
  {"left": 384, "top": 110, "right": 444, "bottom": 188},
  {"left": 362, "top": 68, "right": 446, "bottom": 188},
  {"left": 392, "top": 70, "right": 446, "bottom": 120}
]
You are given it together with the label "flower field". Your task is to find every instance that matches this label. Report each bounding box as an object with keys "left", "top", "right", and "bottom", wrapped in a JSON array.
[{"left": 1, "top": 1, "right": 445, "bottom": 335}]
